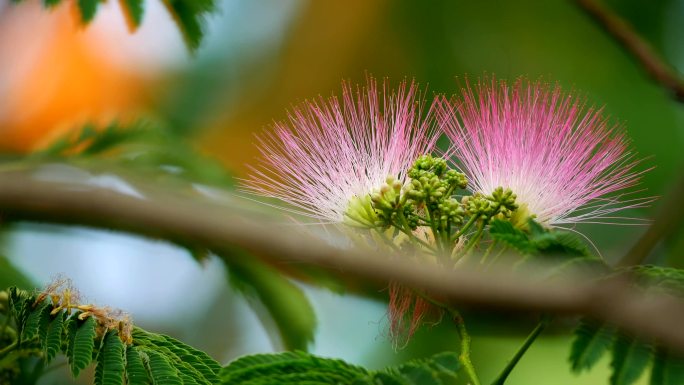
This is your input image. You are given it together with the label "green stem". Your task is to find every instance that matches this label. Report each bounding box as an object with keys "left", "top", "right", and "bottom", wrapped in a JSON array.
[
  {"left": 457, "top": 222, "right": 485, "bottom": 261},
  {"left": 373, "top": 229, "right": 402, "bottom": 253},
  {"left": 413, "top": 292, "right": 481, "bottom": 385},
  {"left": 0, "top": 341, "right": 17, "bottom": 358},
  {"left": 490, "top": 315, "right": 552, "bottom": 385},
  {"left": 452, "top": 215, "right": 478, "bottom": 242},
  {"left": 480, "top": 240, "right": 497, "bottom": 265},
  {"left": 424, "top": 206, "right": 443, "bottom": 254},
  {"left": 390, "top": 216, "right": 437, "bottom": 253}
]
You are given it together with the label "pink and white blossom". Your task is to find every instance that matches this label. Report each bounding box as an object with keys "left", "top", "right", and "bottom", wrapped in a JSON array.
[
  {"left": 439, "top": 77, "right": 650, "bottom": 226},
  {"left": 243, "top": 78, "right": 441, "bottom": 223}
]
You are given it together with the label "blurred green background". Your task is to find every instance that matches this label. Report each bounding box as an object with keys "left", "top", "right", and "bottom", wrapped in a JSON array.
[{"left": 1, "top": 0, "right": 683, "bottom": 384}]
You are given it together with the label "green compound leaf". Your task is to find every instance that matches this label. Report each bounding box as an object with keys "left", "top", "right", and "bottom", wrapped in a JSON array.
[
  {"left": 8, "top": 287, "right": 34, "bottom": 345},
  {"left": 121, "top": 0, "right": 145, "bottom": 27},
  {"left": 568, "top": 267, "right": 684, "bottom": 385},
  {"left": 4, "top": 285, "right": 217, "bottom": 385},
  {"left": 221, "top": 351, "right": 372, "bottom": 385},
  {"left": 163, "top": 0, "right": 217, "bottom": 51},
  {"left": 144, "top": 348, "right": 183, "bottom": 385},
  {"left": 43, "top": 0, "right": 63, "bottom": 7},
  {"left": 569, "top": 319, "right": 614, "bottom": 372},
  {"left": 34, "top": 122, "right": 234, "bottom": 190},
  {"left": 489, "top": 219, "right": 536, "bottom": 255},
  {"left": 22, "top": 300, "right": 50, "bottom": 341},
  {"left": 70, "top": 316, "right": 97, "bottom": 377},
  {"left": 65, "top": 314, "right": 79, "bottom": 363},
  {"left": 77, "top": 0, "right": 99, "bottom": 23},
  {"left": 95, "top": 331, "right": 126, "bottom": 385},
  {"left": 630, "top": 265, "right": 684, "bottom": 293},
  {"left": 126, "top": 346, "right": 152, "bottom": 385},
  {"left": 160, "top": 334, "right": 221, "bottom": 382},
  {"left": 132, "top": 327, "right": 221, "bottom": 385},
  {"left": 220, "top": 351, "right": 460, "bottom": 385},
  {"left": 10, "top": 0, "right": 216, "bottom": 51},
  {"left": 227, "top": 253, "right": 317, "bottom": 351},
  {"left": 610, "top": 333, "right": 652, "bottom": 385},
  {"left": 44, "top": 311, "right": 65, "bottom": 363},
  {"left": 651, "top": 348, "right": 684, "bottom": 385}
]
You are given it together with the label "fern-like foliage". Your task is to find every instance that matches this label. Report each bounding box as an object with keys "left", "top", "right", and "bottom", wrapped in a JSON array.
[
  {"left": 489, "top": 219, "right": 593, "bottom": 258},
  {"left": 1, "top": 286, "right": 221, "bottom": 385},
  {"left": 220, "top": 350, "right": 461, "bottom": 385},
  {"left": 488, "top": 218, "right": 606, "bottom": 276},
  {"left": 568, "top": 266, "right": 684, "bottom": 385},
  {"left": 10, "top": 0, "right": 217, "bottom": 51},
  {"left": 31, "top": 122, "right": 234, "bottom": 190}
]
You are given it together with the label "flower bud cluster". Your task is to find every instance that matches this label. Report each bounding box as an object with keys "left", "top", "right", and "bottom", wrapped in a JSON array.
[
  {"left": 405, "top": 155, "right": 467, "bottom": 208},
  {"left": 344, "top": 154, "right": 520, "bottom": 257},
  {"left": 462, "top": 187, "right": 518, "bottom": 222}
]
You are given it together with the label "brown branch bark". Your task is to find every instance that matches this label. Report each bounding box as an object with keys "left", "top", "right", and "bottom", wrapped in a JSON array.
[
  {"left": 576, "top": 0, "right": 684, "bottom": 101},
  {"left": 2, "top": 169, "right": 684, "bottom": 352}
]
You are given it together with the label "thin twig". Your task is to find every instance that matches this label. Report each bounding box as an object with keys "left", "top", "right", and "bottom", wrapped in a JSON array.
[
  {"left": 3, "top": 169, "right": 684, "bottom": 352},
  {"left": 575, "top": 0, "right": 684, "bottom": 266},
  {"left": 576, "top": 0, "right": 684, "bottom": 101},
  {"left": 490, "top": 315, "right": 552, "bottom": 385},
  {"left": 619, "top": 175, "right": 684, "bottom": 267}
]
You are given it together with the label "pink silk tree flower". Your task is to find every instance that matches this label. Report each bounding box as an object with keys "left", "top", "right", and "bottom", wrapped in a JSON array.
[
  {"left": 438, "top": 77, "right": 650, "bottom": 227},
  {"left": 243, "top": 78, "right": 441, "bottom": 225},
  {"left": 244, "top": 79, "right": 442, "bottom": 344}
]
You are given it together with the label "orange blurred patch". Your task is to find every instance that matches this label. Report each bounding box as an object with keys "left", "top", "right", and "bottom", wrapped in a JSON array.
[{"left": 0, "top": 1, "right": 147, "bottom": 152}]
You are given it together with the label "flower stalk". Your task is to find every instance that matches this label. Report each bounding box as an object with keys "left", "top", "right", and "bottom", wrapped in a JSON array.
[{"left": 490, "top": 314, "right": 553, "bottom": 385}]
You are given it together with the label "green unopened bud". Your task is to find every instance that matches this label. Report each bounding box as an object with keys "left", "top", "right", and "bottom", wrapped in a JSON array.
[
  {"left": 444, "top": 170, "right": 468, "bottom": 190},
  {"left": 438, "top": 198, "right": 465, "bottom": 224},
  {"left": 408, "top": 154, "right": 448, "bottom": 179},
  {"left": 464, "top": 193, "right": 496, "bottom": 219},
  {"left": 344, "top": 195, "right": 381, "bottom": 228},
  {"left": 490, "top": 187, "right": 518, "bottom": 211}
]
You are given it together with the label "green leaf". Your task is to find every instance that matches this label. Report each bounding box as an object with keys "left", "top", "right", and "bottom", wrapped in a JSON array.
[
  {"left": 220, "top": 351, "right": 460, "bottom": 385},
  {"left": 44, "top": 312, "right": 65, "bottom": 363},
  {"left": 43, "top": 0, "right": 63, "bottom": 7},
  {"left": 65, "top": 315, "right": 78, "bottom": 363},
  {"left": 33, "top": 122, "right": 235, "bottom": 189},
  {"left": 144, "top": 348, "right": 182, "bottom": 385},
  {"left": 95, "top": 331, "right": 125, "bottom": 385},
  {"left": 610, "top": 333, "right": 652, "bottom": 385},
  {"left": 221, "top": 351, "right": 371, "bottom": 384},
  {"left": 132, "top": 329, "right": 218, "bottom": 384},
  {"left": 385, "top": 352, "right": 460, "bottom": 385},
  {"left": 569, "top": 319, "right": 614, "bottom": 372},
  {"left": 531, "top": 231, "right": 591, "bottom": 258},
  {"left": 488, "top": 219, "right": 535, "bottom": 254},
  {"left": 70, "top": 316, "right": 97, "bottom": 377},
  {"left": 11, "top": 0, "right": 216, "bottom": 50},
  {"left": 651, "top": 348, "right": 684, "bottom": 385},
  {"left": 160, "top": 334, "right": 221, "bottom": 382},
  {"left": 630, "top": 265, "right": 684, "bottom": 293},
  {"left": 163, "top": 0, "right": 217, "bottom": 51},
  {"left": 77, "top": 0, "right": 99, "bottom": 23},
  {"left": 226, "top": 253, "right": 317, "bottom": 351},
  {"left": 121, "top": 0, "right": 144, "bottom": 27},
  {"left": 126, "top": 346, "right": 152, "bottom": 385},
  {"left": 8, "top": 287, "right": 35, "bottom": 341},
  {"left": 22, "top": 301, "right": 50, "bottom": 341}
]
